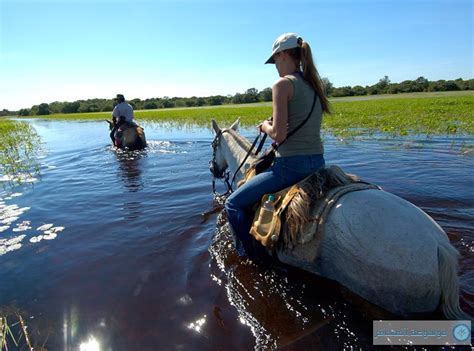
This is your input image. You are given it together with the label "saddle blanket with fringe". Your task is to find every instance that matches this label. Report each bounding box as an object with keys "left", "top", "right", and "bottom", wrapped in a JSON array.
[{"left": 248, "top": 166, "right": 381, "bottom": 254}]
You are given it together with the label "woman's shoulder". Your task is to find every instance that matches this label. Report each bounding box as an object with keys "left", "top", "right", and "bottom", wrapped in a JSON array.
[
  {"left": 273, "top": 77, "right": 294, "bottom": 98},
  {"left": 273, "top": 76, "right": 294, "bottom": 87}
]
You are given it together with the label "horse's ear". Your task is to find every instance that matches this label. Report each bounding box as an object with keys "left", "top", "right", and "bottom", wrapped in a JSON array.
[
  {"left": 229, "top": 118, "right": 240, "bottom": 131},
  {"left": 105, "top": 120, "right": 112, "bottom": 125},
  {"left": 211, "top": 119, "right": 220, "bottom": 135}
]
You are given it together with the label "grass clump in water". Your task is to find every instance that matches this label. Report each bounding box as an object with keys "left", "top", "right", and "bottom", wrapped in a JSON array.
[
  {"left": 1, "top": 309, "right": 48, "bottom": 350},
  {"left": 0, "top": 119, "right": 42, "bottom": 185}
]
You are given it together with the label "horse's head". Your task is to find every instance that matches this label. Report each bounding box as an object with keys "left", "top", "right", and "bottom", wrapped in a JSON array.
[{"left": 210, "top": 118, "right": 240, "bottom": 179}]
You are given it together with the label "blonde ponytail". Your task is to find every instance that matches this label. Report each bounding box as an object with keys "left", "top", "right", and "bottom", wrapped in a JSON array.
[
  {"left": 300, "top": 41, "right": 331, "bottom": 114},
  {"left": 286, "top": 41, "right": 332, "bottom": 114}
]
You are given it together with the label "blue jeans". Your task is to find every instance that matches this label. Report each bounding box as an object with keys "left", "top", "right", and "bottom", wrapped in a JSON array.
[{"left": 225, "top": 154, "right": 325, "bottom": 260}]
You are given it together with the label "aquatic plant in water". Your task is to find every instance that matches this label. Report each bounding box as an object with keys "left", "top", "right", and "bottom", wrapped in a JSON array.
[
  {"left": 0, "top": 309, "right": 48, "bottom": 350},
  {"left": 0, "top": 120, "right": 42, "bottom": 185}
]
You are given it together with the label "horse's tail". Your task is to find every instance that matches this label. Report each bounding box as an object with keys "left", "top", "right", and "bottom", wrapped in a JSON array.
[{"left": 438, "top": 240, "right": 468, "bottom": 319}]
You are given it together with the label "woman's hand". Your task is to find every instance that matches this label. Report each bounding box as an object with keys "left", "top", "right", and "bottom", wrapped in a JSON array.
[{"left": 257, "top": 119, "right": 272, "bottom": 134}]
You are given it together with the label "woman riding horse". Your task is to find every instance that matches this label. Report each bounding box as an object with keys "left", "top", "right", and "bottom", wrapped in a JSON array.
[{"left": 225, "top": 33, "right": 331, "bottom": 261}]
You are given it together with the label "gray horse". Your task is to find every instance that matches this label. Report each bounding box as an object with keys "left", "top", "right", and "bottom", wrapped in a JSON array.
[{"left": 210, "top": 118, "right": 467, "bottom": 320}]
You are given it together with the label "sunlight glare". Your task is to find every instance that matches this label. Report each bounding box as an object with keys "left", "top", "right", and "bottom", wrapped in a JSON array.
[{"left": 79, "top": 336, "right": 101, "bottom": 351}]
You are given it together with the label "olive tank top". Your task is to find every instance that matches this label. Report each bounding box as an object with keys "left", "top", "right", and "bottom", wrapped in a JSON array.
[{"left": 276, "top": 73, "right": 324, "bottom": 157}]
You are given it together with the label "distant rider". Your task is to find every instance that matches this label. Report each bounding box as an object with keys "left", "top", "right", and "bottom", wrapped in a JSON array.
[{"left": 110, "top": 94, "right": 135, "bottom": 143}]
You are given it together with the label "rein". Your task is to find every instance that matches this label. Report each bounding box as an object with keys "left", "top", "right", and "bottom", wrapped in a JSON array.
[{"left": 210, "top": 129, "right": 263, "bottom": 198}]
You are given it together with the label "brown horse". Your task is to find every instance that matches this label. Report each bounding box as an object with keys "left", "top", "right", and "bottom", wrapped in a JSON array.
[{"left": 106, "top": 120, "right": 147, "bottom": 150}]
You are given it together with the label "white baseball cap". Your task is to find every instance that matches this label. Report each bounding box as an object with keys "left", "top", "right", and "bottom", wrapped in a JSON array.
[{"left": 265, "top": 32, "right": 302, "bottom": 64}]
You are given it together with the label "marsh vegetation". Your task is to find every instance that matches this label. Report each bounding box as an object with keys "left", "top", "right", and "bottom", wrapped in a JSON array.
[
  {"left": 0, "top": 120, "right": 42, "bottom": 185},
  {"left": 26, "top": 92, "right": 474, "bottom": 138}
]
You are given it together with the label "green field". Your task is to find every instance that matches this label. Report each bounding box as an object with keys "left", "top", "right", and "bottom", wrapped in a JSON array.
[{"left": 15, "top": 91, "right": 474, "bottom": 136}]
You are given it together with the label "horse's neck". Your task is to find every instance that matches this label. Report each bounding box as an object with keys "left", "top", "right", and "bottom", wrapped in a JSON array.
[{"left": 222, "top": 131, "right": 255, "bottom": 180}]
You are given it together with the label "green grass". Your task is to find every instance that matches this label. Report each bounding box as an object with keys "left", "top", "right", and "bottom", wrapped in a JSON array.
[
  {"left": 0, "top": 120, "right": 42, "bottom": 184},
  {"left": 22, "top": 91, "right": 474, "bottom": 136},
  {"left": 327, "top": 94, "right": 474, "bottom": 136}
]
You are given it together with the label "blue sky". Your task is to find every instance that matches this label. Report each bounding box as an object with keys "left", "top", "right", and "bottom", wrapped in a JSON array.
[{"left": 0, "top": 0, "right": 472, "bottom": 110}]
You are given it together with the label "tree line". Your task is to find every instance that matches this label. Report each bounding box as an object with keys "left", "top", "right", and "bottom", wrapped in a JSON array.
[
  {"left": 1, "top": 76, "right": 472, "bottom": 117},
  {"left": 325, "top": 76, "right": 474, "bottom": 97}
]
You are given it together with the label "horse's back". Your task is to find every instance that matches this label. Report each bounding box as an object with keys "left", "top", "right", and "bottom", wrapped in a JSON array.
[
  {"left": 121, "top": 124, "right": 147, "bottom": 150},
  {"left": 278, "top": 189, "right": 450, "bottom": 315}
]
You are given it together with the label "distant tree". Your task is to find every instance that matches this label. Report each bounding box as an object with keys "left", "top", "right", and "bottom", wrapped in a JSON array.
[
  {"left": 387, "top": 85, "right": 401, "bottom": 94},
  {"left": 88, "top": 104, "right": 101, "bottom": 113},
  {"left": 61, "top": 101, "right": 80, "bottom": 114},
  {"left": 185, "top": 98, "right": 196, "bottom": 107},
  {"left": 332, "top": 86, "right": 354, "bottom": 97},
  {"left": 208, "top": 95, "right": 225, "bottom": 105},
  {"left": 352, "top": 85, "right": 367, "bottom": 96},
  {"left": 367, "top": 84, "right": 380, "bottom": 95},
  {"left": 37, "top": 103, "right": 50, "bottom": 115},
  {"left": 196, "top": 97, "right": 206, "bottom": 106},
  {"left": 468, "top": 79, "right": 474, "bottom": 90},
  {"left": 18, "top": 108, "right": 30, "bottom": 116},
  {"left": 101, "top": 103, "right": 114, "bottom": 112},
  {"left": 144, "top": 101, "right": 158, "bottom": 109},
  {"left": 415, "top": 76, "right": 429, "bottom": 91},
  {"left": 397, "top": 80, "right": 416, "bottom": 93},
  {"left": 48, "top": 101, "right": 63, "bottom": 114},
  {"left": 427, "top": 80, "right": 457, "bottom": 92},
  {"left": 322, "top": 78, "right": 334, "bottom": 96},
  {"left": 78, "top": 102, "right": 94, "bottom": 113},
  {"left": 129, "top": 98, "right": 142, "bottom": 109},
  {"left": 258, "top": 87, "right": 272, "bottom": 101},
  {"left": 162, "top": 99, "right": 175, "bottom": 108},
  {"left": 242, "top": 88, "right": 258, "bottom": 103},
  {"left": 232, "top": 93, "right": 243, "bottom": 104},
  {"left": 374, "top": 75, "right": 390, "bottom": 94},
  {"left": 445, "top": 81, "right": 460, "bottom": 91},
  {"left": 0, "top": 109, "right": 14, "bottom": 116}
]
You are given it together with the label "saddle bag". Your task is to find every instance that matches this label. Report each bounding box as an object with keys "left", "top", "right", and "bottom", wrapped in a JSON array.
[
  {"left": 249, "top": 187, "right": 300, "bottom": 250},
  {"left": 254, "top": 148, "right": 276, "bottom": 175}
]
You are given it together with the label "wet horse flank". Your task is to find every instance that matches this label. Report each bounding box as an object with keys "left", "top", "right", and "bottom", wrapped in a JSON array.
[
  {"left": 106, "top": 120, "right": 147, "bottom": 150},
  {"left": 210, "top": 118, "right": 467, "bottom": 320}
]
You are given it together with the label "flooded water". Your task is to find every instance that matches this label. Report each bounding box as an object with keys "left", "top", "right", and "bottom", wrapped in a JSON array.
[{"left": 0, "top": 119, "right": 472, "bottom": 350}]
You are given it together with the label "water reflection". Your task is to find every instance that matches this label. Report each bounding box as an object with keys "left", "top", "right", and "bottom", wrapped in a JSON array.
[
  {"left": 113, "top": 148, "right": 146, "bottom": 221},
  {"left": 114, "top": 148, "right": 145, "bottom": 192},
  {"left": 209, "top": 217, "right": 340, "bottom": 349},
  {"left": 79, "top": 336, "right": 101, "bottom": 351},
  {"left": 186, "top": 314, "right": 207, "bottom": 334}
]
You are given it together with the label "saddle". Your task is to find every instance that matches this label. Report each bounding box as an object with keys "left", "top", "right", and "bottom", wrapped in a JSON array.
[{"left": 247, "top": 166, "right": 380, "bottom": 252}]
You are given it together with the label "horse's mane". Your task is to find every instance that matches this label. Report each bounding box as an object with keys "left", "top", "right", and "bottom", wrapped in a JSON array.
[
  {"left": 223, "top": 128, "right": 258, "bottom": 161},
  {"left": 224, "top": 128, "right": 251, "bottom": 148}
]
